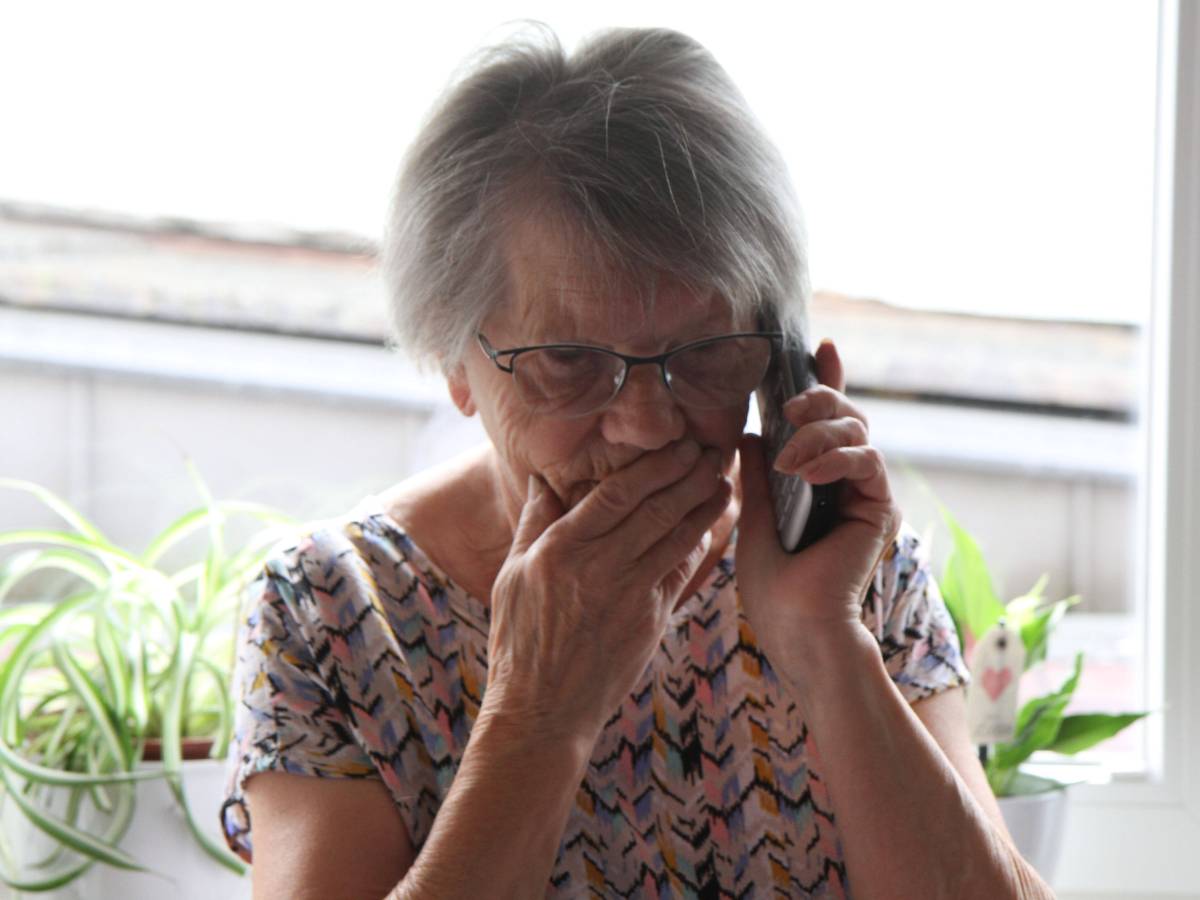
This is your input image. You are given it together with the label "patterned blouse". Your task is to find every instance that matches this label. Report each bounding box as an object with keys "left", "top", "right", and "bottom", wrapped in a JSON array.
[{"left": 220, "top": 494, "right": 971, "bottom": 898}]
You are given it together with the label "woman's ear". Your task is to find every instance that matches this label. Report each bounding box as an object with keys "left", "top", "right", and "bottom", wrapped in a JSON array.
[{"left": 445, "top": 363, "right": 477, "bottom": 417}]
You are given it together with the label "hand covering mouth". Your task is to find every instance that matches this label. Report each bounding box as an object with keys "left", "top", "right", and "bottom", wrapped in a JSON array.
[{"left": 565, "top": 480, "right": 598, "bottom": 510}]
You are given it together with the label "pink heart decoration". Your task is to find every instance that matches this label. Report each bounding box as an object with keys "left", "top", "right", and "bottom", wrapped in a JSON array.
[{"left": 982, "top": 666, "right": 1013, "bottom": 701}]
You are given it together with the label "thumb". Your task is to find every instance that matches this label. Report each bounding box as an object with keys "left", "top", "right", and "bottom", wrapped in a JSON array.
[
  {"left": 510, "top": 474, "right": 564, "bottom": 555},
  {"left": 736, "top": 433, "right": 778, "bottom": 566}
]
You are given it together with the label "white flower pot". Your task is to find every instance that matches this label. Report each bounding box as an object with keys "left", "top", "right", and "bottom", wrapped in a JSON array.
[
  {"left": 997, "top": 785, "right": 1070, "bottom": 886},
  {"left": 5, "top": 759, "right": 250, "bottom": 900}
]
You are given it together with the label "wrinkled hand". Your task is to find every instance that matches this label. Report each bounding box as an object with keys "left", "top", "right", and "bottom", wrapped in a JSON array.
[
  {"left": 484, "top": 442, "right": 733, "bottom": 743},
  {"left": 735, "top": 338, "right": 900, "bottom": 682}
]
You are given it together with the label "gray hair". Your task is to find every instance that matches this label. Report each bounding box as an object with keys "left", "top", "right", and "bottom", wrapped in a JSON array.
[{"left": 382, "top": 24, "right": 811, "bottom": 370}]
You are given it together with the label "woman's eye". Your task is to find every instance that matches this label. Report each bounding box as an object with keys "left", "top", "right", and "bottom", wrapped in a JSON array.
[
  {"left": 530, "top": 347, "right": 603, "bottom": 378},
  {"left": 551, "top": 347, "right": 601, "bottom": 366}
]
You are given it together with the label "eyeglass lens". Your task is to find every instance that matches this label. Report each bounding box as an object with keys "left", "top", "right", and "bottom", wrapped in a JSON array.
[{"left": 510, "top": 336, "right": 773, "bottom": 416}]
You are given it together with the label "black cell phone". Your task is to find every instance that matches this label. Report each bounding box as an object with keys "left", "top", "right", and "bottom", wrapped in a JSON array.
[{"left": 755, "top": 316, "right": 839, "bottom": 552}]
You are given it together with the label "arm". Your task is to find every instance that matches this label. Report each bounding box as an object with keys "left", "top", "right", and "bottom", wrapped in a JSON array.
[
  {"left": 389, "top": 710, "right": 595, "bottom": 899},
  {"left": 910, "top": 684, "right": 1020, "bottom": 848},
  {"left": 245, "top": 709, "right": 594, "bottom": 900},
  {"left": 245, "top": 772, "right": 416, "bottom": 900},
  {"left": 244, "top": 456, "right": 719, "bottom": 896},
  {"left": 788, "top": 623, "right": 1055, "bottom": 900},
  {"left": 732, "top": 337, "right": 1054, "bottom": 898}
]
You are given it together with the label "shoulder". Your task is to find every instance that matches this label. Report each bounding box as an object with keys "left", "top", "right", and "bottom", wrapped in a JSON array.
[
  {"left": 862, "top": 521, "right": 942, "bottom": 637},
  {"left": 375, "top": 442, "right": 495, "bottom": 528},
  {"left": 878, "top": 521, "right": 934, "bottom": 586}
]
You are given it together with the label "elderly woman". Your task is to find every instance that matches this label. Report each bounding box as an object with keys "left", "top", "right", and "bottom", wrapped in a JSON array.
[{"left": 219, "top": 26, "right": 1053, "bottom": 899}]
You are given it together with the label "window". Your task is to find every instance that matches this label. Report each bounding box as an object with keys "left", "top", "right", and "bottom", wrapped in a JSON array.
[{"left": 2, "top": 3, "right": 1196, "bottom": 893}]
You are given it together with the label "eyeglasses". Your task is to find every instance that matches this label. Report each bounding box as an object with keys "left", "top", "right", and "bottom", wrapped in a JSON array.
[{"left": 476, "top": 330, "right": 782, "bottom": 418}]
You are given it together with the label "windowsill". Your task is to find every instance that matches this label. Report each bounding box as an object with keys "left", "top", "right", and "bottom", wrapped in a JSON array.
[{"left": 0, "top": 305, "right": 447, "bottom": 411}]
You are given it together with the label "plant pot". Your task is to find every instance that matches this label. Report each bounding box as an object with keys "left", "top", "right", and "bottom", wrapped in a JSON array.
[
  {"left": 141, "top": 736, "right": 218, "bottom": 762},
  {"left": 997, "top": 785, "right": 1070, "bottom": 887},
  {"left": 6, "top": 757, "right": 249, "bottom": 900}
]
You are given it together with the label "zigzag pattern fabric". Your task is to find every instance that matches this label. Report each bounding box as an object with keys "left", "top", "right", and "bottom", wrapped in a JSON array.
[{"left": 220, "top": 497, "right": 970, "bottom": 897}]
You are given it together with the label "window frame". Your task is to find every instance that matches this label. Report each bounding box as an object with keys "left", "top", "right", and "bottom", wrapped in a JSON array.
[{"left": 1045, "top": 1, "right": 1200, "bottom": 894}]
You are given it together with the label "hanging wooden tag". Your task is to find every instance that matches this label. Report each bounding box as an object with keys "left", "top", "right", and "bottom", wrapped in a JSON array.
[{"left": 965, "top": 617, "right": 1026, "bottom": 745}]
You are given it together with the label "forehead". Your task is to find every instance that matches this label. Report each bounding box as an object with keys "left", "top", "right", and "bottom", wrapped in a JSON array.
[{"left": 495, "top": 215, "right": 740, "bottom": 345}]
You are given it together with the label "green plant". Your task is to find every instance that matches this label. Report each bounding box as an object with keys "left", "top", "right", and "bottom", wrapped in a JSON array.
[
  {"left": 0, "top": 462, "right": 297, "bottom": 892},
  {"left": 936, "top": 505, "right": 1150, "bottom": 798}
]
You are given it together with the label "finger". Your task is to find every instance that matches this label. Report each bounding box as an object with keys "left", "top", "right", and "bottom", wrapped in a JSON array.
[
  {"left": 563, "top": 438, "right": 703, "bottom": 540},
  {"left": 656, "top": 527, "right": 713, "bottom": 608},
  {"left": 510, "top": 474, "right": 566, "bottom": 556},
  {"left": 639, "top": 476, "right": 732, "bottom": 596},
  {"left": 783, "top": 384, "right": 869, "bottom": 431},
  {"left": 620, "top": 448, "right": 726, "bottom": 559},
  {"left": 799, "top": 445, "right": 892, "bottom": 504},
  {"left": 773, "top": 416, "right": 869, "bottom": 474},
  {"left": 814, "top": 337, "right": 845, "bottom": 392},
  {"left": 732, "top": 432, "right": 779, "bottom": 563}
]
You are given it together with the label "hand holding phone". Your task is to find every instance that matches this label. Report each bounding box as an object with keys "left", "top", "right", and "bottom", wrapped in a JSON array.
[{"left": 755, "top": 326, "right": 839, "bottom": 552}]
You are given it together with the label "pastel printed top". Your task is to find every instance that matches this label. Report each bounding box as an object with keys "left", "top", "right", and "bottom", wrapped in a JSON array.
[{"left": 220, "top": 495, "right": 971, "bottom": 898}]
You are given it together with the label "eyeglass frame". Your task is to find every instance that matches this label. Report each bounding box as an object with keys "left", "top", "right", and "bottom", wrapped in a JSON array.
[{"left": 475, "top": 330, "right": 784, "bottom": 416}]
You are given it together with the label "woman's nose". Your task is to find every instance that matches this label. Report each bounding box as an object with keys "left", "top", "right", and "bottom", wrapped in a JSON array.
[{"left": 598, "top": 364, "right": 687, "bottom": 450}]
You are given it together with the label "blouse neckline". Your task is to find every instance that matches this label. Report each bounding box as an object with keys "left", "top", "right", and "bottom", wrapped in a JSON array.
[{"left": 354, "top": 493, "right": 735, "bottom": 628}]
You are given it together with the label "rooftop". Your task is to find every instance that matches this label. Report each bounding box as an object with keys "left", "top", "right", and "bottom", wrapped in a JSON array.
[{"left": 0, "top": 201, "right": 1139, "bottom": 421}]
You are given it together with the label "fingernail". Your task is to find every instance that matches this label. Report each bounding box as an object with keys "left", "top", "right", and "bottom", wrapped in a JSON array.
[
  {"left": 526, "top": 474, "right": 538, "bottom": 500},
  {"left": 676, "top": 439, "right": 701, "bottom": 464},
  {"left": 774, "top": 446, "right": 800, "bottom": 472}
]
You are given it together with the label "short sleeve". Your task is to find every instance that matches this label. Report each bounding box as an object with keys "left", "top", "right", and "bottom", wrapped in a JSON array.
[
  {"left": 861, "top": 522, "right": 972, "bottom": 704},
  {"left": 219, "top": 547, "right": 378, "bottom": 864}
]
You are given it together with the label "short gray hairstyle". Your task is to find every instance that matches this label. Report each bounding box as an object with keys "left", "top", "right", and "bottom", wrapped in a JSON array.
[{"left": 382, "top": 24, "right": 811, "bottom": 370}]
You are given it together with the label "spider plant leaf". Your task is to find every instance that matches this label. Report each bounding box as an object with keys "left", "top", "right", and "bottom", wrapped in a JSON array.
[
  {"left": 1, "top": 592, "right": 96, "bottom": 747},
  {"left": 23, "top": 784, "right": 86, "bottom": 871},
  {"left": 160, "top": 766, "right": 250, "bottom": 876},
  {"left": 49, "top": 639, "right": 127, "bottom": 773},
  {"left": 0, "top": 547, "right": 108, "bottom": 605},
  {"left": 85, "top": 736, "right": 114, "bottom": 815},
  {"left": 93, "top": 606, "right": 130, "bottom": 751},
  {"left": 1, "top": 859, "right": 97, "bottom": 893},
  {"left": 0, "top": 530, "right": 137, "bottom": 571},
  {"left": 194, "top": 657, "right": 234, "bottom": 758},
  {"left": 0, "top": 604, "right": 50, "bottom": 630},
  {"left": 0, "top": 479, "right": 110, "bottom": 547},
  {"left": 128, "top": 611, "right": 151, "bottom": 736},
  {"left": 139, "top": 500, "right": 291, "bottom": 571},
  {"left": 139, "top": 507, "right": 218, "bottom": 568},
  {"left": 180, "top": 460, "right": 220, "bottom": 623},
  {"left": 39, "top": 696, "right": 81, "bottom": 769},
  {"left": 0, "top": 764, "right": 146, "bottom": 873}
]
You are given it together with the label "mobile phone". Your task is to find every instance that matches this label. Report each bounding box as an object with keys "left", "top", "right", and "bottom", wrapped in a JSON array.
[{"left": 755, "top": 319, "right": 839, "bottom": 552}]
